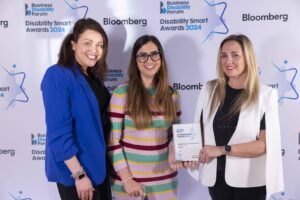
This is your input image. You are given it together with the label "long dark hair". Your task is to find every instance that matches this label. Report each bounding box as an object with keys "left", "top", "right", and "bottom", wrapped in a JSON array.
[
  {"left": 57, "top": 18, "right": 109, "bottom": 81},
  {"left": 126, "top": 35, "right": 177, "bottom": 129}
]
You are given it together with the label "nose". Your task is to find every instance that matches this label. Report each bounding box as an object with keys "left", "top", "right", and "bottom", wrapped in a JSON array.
[
  {"left": 226, "top": 55, "right": 233, "bottom": 63},
  {"left": 89, "top": 44, "right": 97, "bottom": 52}
]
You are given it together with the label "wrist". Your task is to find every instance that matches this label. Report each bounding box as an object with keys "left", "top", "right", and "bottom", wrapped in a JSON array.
[
  {"left": 71, "top": 167, "right": 86, "bottom": 180},
  {"left": 224, "top": 145, "right": 231, "bottom": 155},
  {"left": 122, "top": 176, "right": 133, "bottom": 184}
]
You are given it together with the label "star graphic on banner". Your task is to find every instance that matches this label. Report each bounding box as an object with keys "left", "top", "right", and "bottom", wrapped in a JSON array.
[
  {"left": 270, "top": 192, "right": 285, "bottom": 200},
  {"left": 260, "top": 60, "right": 299, "bottom": 104},
  {"left": 202, "top": 0, "right": 229, "bottom": 42},
  {"left": 63, "top": 0, "right": 89, "bottom": 18},
  {"left": 8, "top": 190, "right": 32, "bottom": 200},
  {"left": 272, "top": 61, "right": 298, "bottom": 102},
  {"left": 0, "top": 65, "right": 29, "bottom": 110}
]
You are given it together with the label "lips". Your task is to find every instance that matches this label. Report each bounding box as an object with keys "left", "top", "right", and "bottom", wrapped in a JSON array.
[
  {"left": 225, "top": 65, "right": 236, "bottom": 70},
  {"left": 86, "top": 54, "right": 98, "bottom": 61},
  {"left": 143, "top": 64, "right": 156, "bottom": 70}
]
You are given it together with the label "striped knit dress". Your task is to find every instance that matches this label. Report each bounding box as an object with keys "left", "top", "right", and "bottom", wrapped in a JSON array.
[{"left": 108, "top": 83, "right": 181, "bottom": 200}]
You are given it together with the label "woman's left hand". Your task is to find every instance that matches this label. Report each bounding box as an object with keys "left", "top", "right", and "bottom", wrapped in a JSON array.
[
  {"left": 168, "top": 146, "right": 184, "bottom": 170},
  {"left": 199, "top": 145, "right": 224, "bottom": 164}
]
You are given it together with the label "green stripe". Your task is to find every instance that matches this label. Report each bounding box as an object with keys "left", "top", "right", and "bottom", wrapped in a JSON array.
[
  {"left": 124, "top": 119, "right": 170, "bottom": 128},
  {"left": 112, "top": 180, "right": 178, "bottom": 193},
  {"left": 112, "top": 122, "right": 123, "bottom": 130},
  {"left": 113, "top": 85, "right": 128, "bottom": 94},
  {"left": 111, "top": 152, "right": 125, "bottom": 163},
  {"left": 146, "top": 87, "right": 156, "bottom": 96},
  {"left": 124, "top": 151, "right": 168, "bottom": 162}
]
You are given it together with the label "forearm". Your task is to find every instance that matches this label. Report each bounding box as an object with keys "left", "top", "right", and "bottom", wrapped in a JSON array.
[
  {"left": 64, "top": 155, "right": 83, "bottom": 174},
  {"left": 201, "top": 132, "right": 266, "bottom": 163},
  {"left": 227, "top": 140, "right": 266, "bottom": 158}
]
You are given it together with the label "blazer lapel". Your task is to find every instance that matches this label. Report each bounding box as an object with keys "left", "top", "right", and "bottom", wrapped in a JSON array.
[{"left": 72, "top": 64, "right": 101, "bottom": 130}]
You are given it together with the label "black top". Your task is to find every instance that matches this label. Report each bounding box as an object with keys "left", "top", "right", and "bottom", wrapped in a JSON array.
[
  {"left": 84, "top": 73, "right": 111, "bottom": 144},
  {"left": 213, "top": 84, "right": 265, "bottom": 172}
]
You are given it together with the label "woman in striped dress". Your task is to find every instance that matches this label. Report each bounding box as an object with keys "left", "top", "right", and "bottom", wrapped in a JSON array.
[{"left": 108, "top": 35, "right": 182, "bottom": 200}]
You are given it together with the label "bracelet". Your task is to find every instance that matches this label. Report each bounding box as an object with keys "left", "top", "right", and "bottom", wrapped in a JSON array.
[
  {"left": 71, "top": 167, "right": 86, "bottom": 180},
  {"left": 122, "top": 176, "right": 133, "bottom": 183}
]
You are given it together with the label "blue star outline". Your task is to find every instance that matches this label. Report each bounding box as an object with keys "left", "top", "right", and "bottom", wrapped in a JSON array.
[
  {"left": 63, "top": 0, "right": 88, "bottom": 18},
  {"left": 272, "top": 62, "right": 298, "bottom": 102},
  {"left": 203, "top": 0, "right": 229, "bottom": 43},
  {"left": 1, "top": 66, "right": 29, "bottom": 110}
]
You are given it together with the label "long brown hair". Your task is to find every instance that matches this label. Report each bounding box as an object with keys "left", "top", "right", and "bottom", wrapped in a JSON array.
[
  {"left": 127, "top": 35, "right": 177, "bottom": 129},
  {"left": 57, "top": 18, "right": 108, "bottom": 81},
  {"left": 209, "top": 34, "right": 260, "bottom": 119}
]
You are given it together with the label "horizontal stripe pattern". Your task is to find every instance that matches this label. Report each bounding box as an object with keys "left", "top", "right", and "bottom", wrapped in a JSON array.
[{"left": 108, "top": 83, "right": 181, "bottom": 199}]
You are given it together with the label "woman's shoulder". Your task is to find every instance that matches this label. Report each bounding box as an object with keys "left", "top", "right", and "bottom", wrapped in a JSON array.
[
  {"left": 112, "top": 82, "right": 129, "bottom": 95},
  {"left": 44, "top": 64, "right": 73, "bottom": 77},
  {"left": 207, "top": 79, "right": 218, "bottom": 88},
  {"left": 198, "top": 79, "right": 217, "bottom": 94}
]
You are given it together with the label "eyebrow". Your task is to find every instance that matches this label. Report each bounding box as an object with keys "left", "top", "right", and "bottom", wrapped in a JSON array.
[
  {"left": 82, "top": 38, "right": 103, "bottom": 43},
  {"left": 138, "top": 50, "right": 159, "bottom": 54},
  {"left": 221, "top": 51, "right": 241, "bottom": 54}
]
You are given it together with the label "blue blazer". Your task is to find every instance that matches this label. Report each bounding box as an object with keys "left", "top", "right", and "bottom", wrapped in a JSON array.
[{"left": 41, "top": 64, "right": 106, "bottom": 186}]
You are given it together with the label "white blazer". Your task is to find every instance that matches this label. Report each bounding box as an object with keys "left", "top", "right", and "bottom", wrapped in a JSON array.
[{"left": 189, "top": 82, "right": 284, "bottom": 200}]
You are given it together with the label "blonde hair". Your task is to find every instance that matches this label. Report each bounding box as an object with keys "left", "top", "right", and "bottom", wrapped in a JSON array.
[
  {"left": 126, "top": 35, "right": 177, "bottom": 129},
  {"left": 209, "top": 34, "right": 260, "bottom": 119}
]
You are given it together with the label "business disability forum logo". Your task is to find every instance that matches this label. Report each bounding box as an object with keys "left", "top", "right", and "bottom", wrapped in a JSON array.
[
  {"left": 159, "top": 0, "right": 229, "bottom": 43},
  {"left": 0, "top": 65, "right": 29, "bottom": 110},
  {"left": 260, "top": 60, "right": 299, "bottom": 104},
  {"left": 106, "top": 69, "right": 126, "bottom": 93},
  {"left": 160, "top": 1, "right": 191, "bottom": 14},
  {"left": 31, "top": 133, "right": 46, "bottom": 161},
  {"left": 31, "top": 133, "right": 46, "bottom": 146},
  {"left": 25, "top": 3, "right": 54, "bottom": 16},
  {"left": 24, "top": 1, "right": 88, "bottom": 33}
]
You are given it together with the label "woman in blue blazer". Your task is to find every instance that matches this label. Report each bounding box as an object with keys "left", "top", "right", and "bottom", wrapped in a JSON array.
[{"left": 41, "top": 18, "right": 112, "bottom": 200}]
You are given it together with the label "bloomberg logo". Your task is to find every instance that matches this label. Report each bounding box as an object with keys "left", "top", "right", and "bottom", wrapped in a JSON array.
[
  {"left": 173, "top": 82, "right": 203, "bottom": 90},
  {"left": 103, "top": 17, "right": 147, "bottom": 27},
  {"left": 242, "top": 13, "right": 288, "bottom": 22},
  {"left": 0, "top": 149, "right": 15, "bottom": 156},
  {"left": 0, "top": 20, "right": 8, "bottom": 28}
]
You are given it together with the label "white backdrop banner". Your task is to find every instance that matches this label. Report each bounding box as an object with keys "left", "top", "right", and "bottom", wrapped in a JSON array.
[{"left": 0, "top": 0, "right": 299, "bottom": 199}]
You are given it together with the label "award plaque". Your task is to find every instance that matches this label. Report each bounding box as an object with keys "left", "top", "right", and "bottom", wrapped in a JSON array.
[{"left": 172, "top": 123, "right": 202, "bottom": 161}]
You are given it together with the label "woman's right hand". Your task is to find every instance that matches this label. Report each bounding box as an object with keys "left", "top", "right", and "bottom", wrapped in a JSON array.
[
  {"left": 75, "top": 176, "right": 95, "bottom": 200},
  {"left": 183, "top": 160, "right": 200, "bottom": 169},
  {"left": 123, "top": 179, "right": 144, "bottom": 197}
]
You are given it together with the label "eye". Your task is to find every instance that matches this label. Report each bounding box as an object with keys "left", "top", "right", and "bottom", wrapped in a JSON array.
[
  {"left": 232, "top": 53, "right": 239, "bottom": 58},
  {"left": 221, "top": 54, "right": 227, "bottom": 58},
  {"left": 96, "top": 43, "right": 104, "bottom": 49},
  {"left": 151, "top": 51, "right": 159, "bottom": 56},
  {"left": 84, "top": 41, "right": 92, "bottom": 47},
  {"left": 138, "top": 53, "right": 148, "bottom": 58}
]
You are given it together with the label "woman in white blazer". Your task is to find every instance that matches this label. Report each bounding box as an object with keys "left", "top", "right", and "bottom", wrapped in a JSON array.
[{"left": 192, "top": 34, "right": 284, "bottom": 200}]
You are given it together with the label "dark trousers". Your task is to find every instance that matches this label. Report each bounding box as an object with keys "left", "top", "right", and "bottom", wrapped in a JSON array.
[
  {"left": 208, "top": 170, "right": 266, "bottom": 200},
  {"left": 57, "top": 174, "right": 112, "bottom": 200}
]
